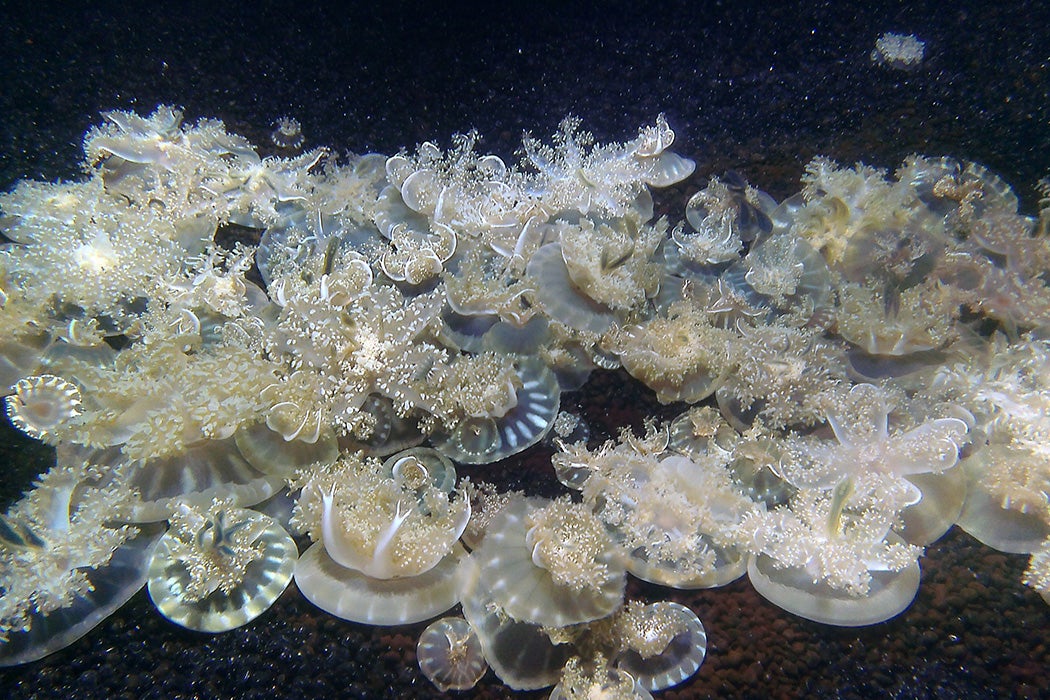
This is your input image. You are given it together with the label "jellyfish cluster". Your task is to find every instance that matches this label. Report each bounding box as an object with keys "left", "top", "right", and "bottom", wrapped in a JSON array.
[{"left": 1, "top": 105, "right": 1049, "bottom": 695}]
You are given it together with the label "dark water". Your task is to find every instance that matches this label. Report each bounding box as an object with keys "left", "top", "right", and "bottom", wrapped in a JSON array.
[{"left": 0, "top": 1, "right": 1048, "bottom": 697}]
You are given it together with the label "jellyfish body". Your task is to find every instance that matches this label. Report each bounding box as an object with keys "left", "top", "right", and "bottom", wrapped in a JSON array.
[
  {"left": 416, "top": 616, "right": 488, "bottom": 692},
  {"left": 5, "top": 374, "right": 83, "bottom": 441},
  {"left": 613, "top": 602, "right": 708, "bottom": 691},
  {"left": 147, "top": 502, "right": 297, "bottom": 632}
]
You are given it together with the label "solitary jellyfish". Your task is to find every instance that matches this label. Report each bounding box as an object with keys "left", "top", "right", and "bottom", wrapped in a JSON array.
[
  {"left": 292, "top": 453, "right": 470, "bottom": 625},
  {"left": 612, "top": 601, "right": 707, "bottom": 691},
  {"left": 416, "top": 616, "right": 488, "bottom": 692},
  {"left": 470, "top": 496, "right": 626, "bottom": 628},
  {"left": 270, "top": 117, "right": 304, "bottom": 150},
  {"left": 4, "top": 374, "right": 83, "bottom": 441},
  {"left": 147, "top": 498, "right": 297, "bottom": 632},
  {"left": 431, "top": 358, "right": 560, "bottom": 465}
]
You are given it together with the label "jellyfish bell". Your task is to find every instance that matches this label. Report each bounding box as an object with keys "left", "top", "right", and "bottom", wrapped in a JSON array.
[
  {"left": 311, "top": 473, "right": 470, "bottom": 581},
  {"left": 416, "top": 616, "right": 489, "bottom": 692},
  {"left": 4, "top": 374, "right": 83, "bottom": 441},
  {"left": 292, "top": 454, "right": 470, "bottom": 624},
  {"left": 747, "top": 543, "right": 922, "bottom": 627},
  {"left": 0, "top": 332, "right": 53, "bottom": 390},
  {"left": 381, "top": 447, "right": 457, "bottom": 497},
  {"left": 147, "top": 502, "right": 297, "bottom": 633},
  {"left": 456, "top": 552, "right": 574, "bottom": 691},
  {"left": 293, "top": 540, "right": 466, "bottom": 626},
  {"left": 613, "top": 601, "right": 708, "bottom": 692},
  {"left": 956, "top": 445, "right": 1050, "bottom": 554},
  {"left": 897, "top": 467, "right": 967, "bottom": 546},
  {"left": 270, "top": 117, "right": 304, "bottom": 151},
  {"left": 0, "top": 465, "right": 160, "bottom": 666},
  {"left": 471, "top": 497, "right": 626, "bottom": 628},
  {"left": 234, "top": 419, "right": 339, "bottom": 478},
  {"left": 526, "top": 243, "right": 618, "bottom": 335},
  {"left": 432, "top": 358, "right": 560, "bottom": 465},
  {"left": 114, "top": 439, "right": 285, "bottom": 523}
]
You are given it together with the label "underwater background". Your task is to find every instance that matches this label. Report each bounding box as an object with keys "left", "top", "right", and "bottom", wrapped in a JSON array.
[{"left": 0, "top": 0, "right": 1047, "bottom": 697}]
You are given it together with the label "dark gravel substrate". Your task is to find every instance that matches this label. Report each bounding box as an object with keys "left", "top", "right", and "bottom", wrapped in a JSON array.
[{"left": 1, "top": 1, "right": 1048, "bottom": 697}]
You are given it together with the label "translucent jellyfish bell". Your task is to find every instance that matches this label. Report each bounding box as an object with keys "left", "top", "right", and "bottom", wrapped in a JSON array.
[
  {"left": 667, "top": 405, "right": 739, "bottom": 458},
  {"left": 384, "top": 154, "right": 414, "bottom": 189},
  {"left": 417, "top": 616, "right": 489, "bottom": 692},
  {"left": 39, "top": 336, "right": 117, "bottom": 376},
  {"left": 308, "top": 461, "right": 470, "bottom": 580},
  {"left": 457, "top": 552, "right": 574, "bottom": 690},
  {"left": 627, "top": 531, "right": 748, "bottom": 590},
  {"left": 747, "top": 542, "right": 921, "bottom": 627},
  {"left": 526, "top": 243, "right": 618, "bottom": 334},
  {"left": 293, "top": 540, "right": 466, "bottom": 625},
  {"left": 640, "top": 150, "right": 695, "bottom": 188},
  {"left": 270, "top": 117, "right": 304, "bottom": 150},
  {"left": 631, "top": 116, "right": 696, "bottom": 188},
  {"left": 381, "top": 447, "right": 457, "bottom": 496},
  {"left": 399, "top": 168, "right": 441, "bottom": 215},
  {"left": 471, "top": 497, "right": 626, "bottom": 628},
  {"left": 956, "top": 445, "right": 1050, "bottom": 554},
  {"left": 147, "top": 502, "right": 297, "bottom": 632},
  {"left": 293, "top": 453, "right": 470, "bottom": 624},
  {"left": 903, "top": 156, "right": 1018, "bottom": 219},
  {"left": 350, "top": 394, "right": 427, "bottom": 457},
  {"left": 0, "top": 332, "right": 52, "bottom": 390},
  {"left": 550, "top": 655, "right": 654, "bottom": 700},
  {"left": 898, "top": 467, "right": 967, "bottom": 546},
  {"left": 4, "top": 374, "right": 83, "bottom": 441},
  {"left": 432, "top": 358, "right": 561, "bottom": 465},
  {"left": 234, "top": 420, "right": 340, "bottom": 478},
  {"left": 614, "top": 300, "right": 736, "bottom": 405},
  {"left": 545, "top": 410, "right": 591, "bottom": 449},
  {"left": 117, "top": 439, "right": 284, "bottom": 522},
  {"left": 379, "top": 223, "right": 456, "bottom": 285},
  {"left": 0, "top": 468, "right": 161, "bottom": 667},
  {"left": 373, "top": 184, "right": 430, "bottom": 240},
  {"left": 595, "top": 453, "right": 752, "bottom": 590},
  {"left": 614, "top": 602, "right": 708, "bottom": 692},
  {"left": 0, "top": 528, "right": 160, "bottom": 667},
  {"left": 482, "top": 316, "right": 552, "bottom": 357},
  {"left": 724, "top": 233, "right": 833, "bottom": 318},
  {"left": 439, "top": 306, "right": 500, "bottom": 354},
  {"left": 725, "top": 438, "right": 796, "bottom": 510}
]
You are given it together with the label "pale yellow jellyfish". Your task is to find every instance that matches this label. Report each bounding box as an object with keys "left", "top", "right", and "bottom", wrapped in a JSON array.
[
  {"left": 291, "top": 453, "right": 470, "bottom": 625},
  {"left": 611, "top": 601, "right": 707, "bottom": 691},
  {"left": 4, "top": 374, "right": 82, "bottom": 441},
  {"left": 416, "top": 616, "right": 488, "bottom": 692},
  {"left": 469, "top": 496, "right": 626, "bottom": 628},
  {"left": 147, "top": 498, "right": 297, "bottom": 632}
]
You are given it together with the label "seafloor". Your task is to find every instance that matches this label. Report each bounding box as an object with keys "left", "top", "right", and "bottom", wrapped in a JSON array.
[{"left": 0, "top": 1, "right": 1048, "bottom": 698}]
